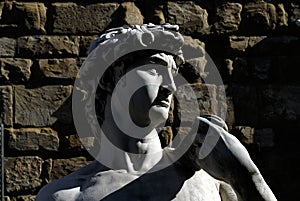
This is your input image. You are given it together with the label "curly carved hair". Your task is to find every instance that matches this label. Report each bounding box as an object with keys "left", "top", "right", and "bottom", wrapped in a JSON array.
[{"left": 75, "top": 24, "right": 185, "bottom": 147}]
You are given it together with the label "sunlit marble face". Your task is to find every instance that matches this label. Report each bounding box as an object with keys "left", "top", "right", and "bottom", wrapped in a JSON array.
[{"left": 114, "top": 53, "right": 178, "bottom": 128}]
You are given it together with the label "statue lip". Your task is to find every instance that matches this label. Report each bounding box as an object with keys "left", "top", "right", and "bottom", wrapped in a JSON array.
[
  {"left": 153, "top": 100, "right": 169, "bottom": 108},
  {"left": 152, "top": 97, "right": 170, "bottom": 108}
]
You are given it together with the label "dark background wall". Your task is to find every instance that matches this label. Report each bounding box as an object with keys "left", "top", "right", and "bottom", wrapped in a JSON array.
[{"left": 0, "top": 0, "right": 299, "bottom": 200}]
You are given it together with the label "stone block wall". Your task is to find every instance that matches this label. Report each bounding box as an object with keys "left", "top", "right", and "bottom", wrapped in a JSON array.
[{"left": 1, "top": 0, "right": 299, "bottom": 200}]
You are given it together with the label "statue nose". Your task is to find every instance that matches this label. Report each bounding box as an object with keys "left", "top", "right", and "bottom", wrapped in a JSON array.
[
  {"left": 162, "top": 82, "right": 176, "bottom": 93},
  {"left": 167, "top": 82, "right": 176, "bottom": 93},
  {"left": 161, "top": 70, "right": 176, "bottom": 92}
]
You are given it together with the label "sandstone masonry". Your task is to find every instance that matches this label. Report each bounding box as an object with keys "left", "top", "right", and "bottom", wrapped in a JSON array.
[{"left": 1, "top": 1, "right": 299, "bottom": 200}]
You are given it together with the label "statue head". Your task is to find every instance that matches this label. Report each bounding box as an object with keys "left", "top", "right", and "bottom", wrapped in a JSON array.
[
  {"left": 72, "top": 24, "right": 203, "bottom": 170},
  {"left": 79, "top": 24, "right": 185, "bottom": 130}
]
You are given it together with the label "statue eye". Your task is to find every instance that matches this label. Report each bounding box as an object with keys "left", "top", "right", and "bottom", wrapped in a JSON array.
[{"left": 148, "top": 68, "right": 158, "bottom": 76}]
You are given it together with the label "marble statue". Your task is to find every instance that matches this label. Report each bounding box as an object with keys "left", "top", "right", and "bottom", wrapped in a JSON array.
[{"left": 36, "top": 24, "right": 277, "bottom": 201}]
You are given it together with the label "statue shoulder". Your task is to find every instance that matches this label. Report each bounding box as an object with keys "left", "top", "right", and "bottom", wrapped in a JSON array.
[
  {"left": 35, "top": 161, "right": 102, "bottom": 201},
  {"left": 36, "top": 176, "right": 81, "bottom": 201}
]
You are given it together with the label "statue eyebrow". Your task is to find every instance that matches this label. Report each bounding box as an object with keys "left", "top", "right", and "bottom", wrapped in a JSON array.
[
  {"left": 149, "top": 56, "right": 168, "bottom": 66},
  {"left": 148, "top": 54, "right": 180, "bottom": 73}
]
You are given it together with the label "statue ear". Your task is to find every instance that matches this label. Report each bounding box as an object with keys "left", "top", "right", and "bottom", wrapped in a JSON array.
[
  {"left": 98, "top": 61, "right": 126, "bottom": 93},
  {"left": 99, "top": 67, "right": 115, "bottom": 93}
]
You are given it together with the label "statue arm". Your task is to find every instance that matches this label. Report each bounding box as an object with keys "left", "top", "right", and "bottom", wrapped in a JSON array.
[{"left": 188, "top": 116, "right": 277, "bottom": 201}]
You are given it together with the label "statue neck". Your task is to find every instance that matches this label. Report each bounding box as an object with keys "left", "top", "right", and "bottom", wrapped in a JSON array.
[{"left": 96, "top": 100, "right": 163, "bottom": 174}]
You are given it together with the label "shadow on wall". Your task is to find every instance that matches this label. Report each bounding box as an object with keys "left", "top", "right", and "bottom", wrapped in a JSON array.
[{"left": 214, "top": 35, "right": 300, "bottom": 201}]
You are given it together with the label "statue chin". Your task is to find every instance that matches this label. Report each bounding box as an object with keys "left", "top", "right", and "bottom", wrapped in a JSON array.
[{"left": 149, "top": 105, "right": 170, "bottom": 125}]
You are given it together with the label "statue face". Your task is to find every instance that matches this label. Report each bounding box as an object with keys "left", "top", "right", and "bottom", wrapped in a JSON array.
[{"left": 113, "top": 53, "right": 178, "bottom": 128}]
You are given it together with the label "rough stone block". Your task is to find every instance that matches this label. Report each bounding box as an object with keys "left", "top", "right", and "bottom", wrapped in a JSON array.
[
  {"left": 0, "top": 2, "right": 18, "bottom": 32},
  {"left": 231, "top": 126, "right": 254, "bottom": 145},
  {"left": 0, "top": 58, "right": 32, "bottom": 83},
  {"left": 229, "top": 36, "right": 248, "bottom": 52},
  {"left": 159, "top": 126, "right": 173, "bottom": 147},
  {"left": 229, "top": 36, "right": 267, "bottom": 52},
  {"left": 77, "top": 57, "right": 86, "bottom": 68},
  {"left": 230, "top": 55, "right": 300, "bottom": 83},
  {"left": 7, "top": 127, "right": 59, "bottom": 151},
  {"left": 182, "top": 36, "right": 205, "bottom": 58},
  {"left": 0, "top": 37, "right": 16, "bottom": 57},
  {"left": 256, "top": 36, "right": 299, "bottom": 56},
  {"left": 231, "top": 57, "right": 273, "bottom": 82},
  {"left": 254, "top": 128, "right": 274, "bottom": 148},
  {"left": 259, "top": 85, "right": 300, "bottom": 124},
  {"left": 226, "top": 85, "right": 259, "bottom": 126},
  {"left": 0, "top": 2, "right": 3, "bottom": 15},
  {"left": 224, "top": 96, "right": 235, "bottom": 126},
  {"left": 226, "top": 85, "right": 300, "bottom": 127},
  {"left": 50, "top": 157, "right": 90, "bottom": 181},
  {"left": 288, "top": 3, "right": 300, "bottom": 23},
  {"left": 65, "top": 134, "right": 84, "bottom": 148},
  {"left": 213, "top": 3, "right": 242, "bottom": 34},
  {"left": 51, "top": 3, "right": 119, "bottom": 34},
  {"left": 0, "top": 85, "right": 13, "bottom": 126},
  {"left": 152, "top": 5, "right": 165, "bottom": 24},
  {"left": 175, "top": 83, "right": 217, "bottom": 125},
  {"left": 193, "top": 83, "right": 217, "bottom": 115},
  {"left": 171, "top": 126, "right": 195, "bottom": 148},
  {"left": 223, "top": 59, "right": 234, "bottom": 77},
  {"left": 41, "top": 159, "right": 52, "bottom": 184},
  {"left": 5, "top": 156, "right": 43, "bottom": 193},
  {"left": 14, "top": 2, "right": 46, "bottom": 33},
  {"left": 14, "top": 85, "right": 72, "bottom": 126},
  {"left": 10, "top": 195, "right": 36, "bottom": 201},
  {"left": 176, "top": 127, "right": 192, "bottom": 139},
  {"left": 38, "top": 58, "right": 79, "bottom": 79},
  {"left": 182, "top": 36, "right": 206, "bottom": 82},
  {"left": 217, "top": 86, "right": 234, "bottom": 125},
  {"left": 0, "top": 2, "right": 46, "bottom": 34},
  {"left": 136, "top": 2, "right": 164, "bottom": 24},
  {"left": 80, "top": 36, "right": 98, "bottom": 56},
  {"left": 60, "top": 134, "right": 94, "bottom": 155},
  {"left": 272, "top": 56, "right": 300, "bottom": 83},
  {"left": 17, "top": 36, "right": 79, "bottom": 58},
  {"left": 166, "top": 1, "right": 209, "bottom": 35},
  {"left": 242, "top": 2, "right": 277, "bottom": 33},
  {"left": 276, "top": 4, "right": 288, "bottom": 27},
  {"left": 119, "top": 2, "right": 143, "bottom": 25}
]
